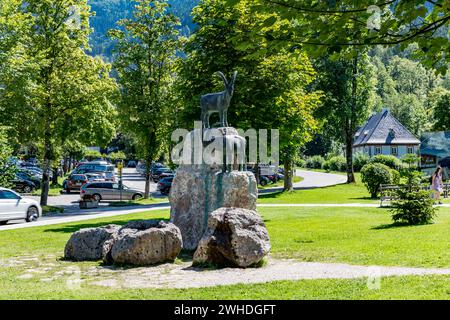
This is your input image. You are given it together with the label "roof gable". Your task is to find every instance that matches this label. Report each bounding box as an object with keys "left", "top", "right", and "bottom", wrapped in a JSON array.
[{"left": 353, "top": 109, "right": 420, "bottom": 146}]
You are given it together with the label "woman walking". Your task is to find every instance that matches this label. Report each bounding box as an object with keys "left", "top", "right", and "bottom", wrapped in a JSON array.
[{"left": 431, "top": 166, "right": 444, "bottom": 205}]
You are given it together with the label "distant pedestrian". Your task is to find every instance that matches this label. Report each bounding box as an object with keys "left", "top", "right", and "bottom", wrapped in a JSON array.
[{"left": 431, "top": 166, "right": 444, "bottom": 205}]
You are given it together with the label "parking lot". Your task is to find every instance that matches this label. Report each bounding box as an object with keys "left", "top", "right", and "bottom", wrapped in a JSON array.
[{"left": 28, "top": 168, "right": 161, "bottom": 212}]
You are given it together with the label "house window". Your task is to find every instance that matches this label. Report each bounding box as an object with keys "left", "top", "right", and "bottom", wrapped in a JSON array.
[
  {"left": 375, "top": 147, "right": 381, "bottom": 155},
  {"left": 391, "top": 146, "right": 398, "bottom": 156},
  {"left": 407, "top": 147, "right": 414, "bottom": 154}
]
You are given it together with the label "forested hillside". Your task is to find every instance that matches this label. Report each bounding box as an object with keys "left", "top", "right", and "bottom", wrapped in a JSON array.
[{"left": 89, "top": 0, "right": 198, "bottom": 58}]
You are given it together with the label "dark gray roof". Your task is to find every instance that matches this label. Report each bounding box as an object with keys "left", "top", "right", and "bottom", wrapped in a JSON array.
[{"left": 353, "top": 109, "right": 420, "bottom": 147}]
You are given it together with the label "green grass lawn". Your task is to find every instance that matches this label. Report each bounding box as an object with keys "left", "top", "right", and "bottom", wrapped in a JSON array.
[
  {"left": 259, "top": 173, "right": 375, "bottom": 204},
  {"left": 108, "top": 197, "right": 168, "bottom": 207},
  {"left": 0, "top": 206, "right": 448, "bottom": 299}
]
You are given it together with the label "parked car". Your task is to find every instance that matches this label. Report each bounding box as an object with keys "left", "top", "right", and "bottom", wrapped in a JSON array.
[
  {"left": 157, "top": 176, "right": 173, "bottom": 195},
  {"left": 16, "top": 171, "right": 41, "bottom": 189},
  {"left": 11, "top": 176, "right": 37, "bottom": 193},
  {"left": 80, "top": 182, "right": 143, "bottom": 202},
  {"left": 85, "top": 173, "right": 105, "bottom": 182},
  {"left": 258, "top": 175, "right": 271, "bottom": 186},
  {"left": 64, "top": 174, "right": 89, "bottom": 193},
  {"left": 0, "top": 188, "right": 42, "bottom": 225},
  {"left": 152, "top": 167, "right": 173, "bottom": 182}
]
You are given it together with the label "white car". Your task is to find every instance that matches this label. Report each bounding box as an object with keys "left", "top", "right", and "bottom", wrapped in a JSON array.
[{"left": 0, "top": 187, "right": 42, "bottom": 225}]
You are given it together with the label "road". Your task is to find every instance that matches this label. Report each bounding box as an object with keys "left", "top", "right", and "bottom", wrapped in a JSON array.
[{"left": 1, "top": 169, "right": 349, "bottom": 229}]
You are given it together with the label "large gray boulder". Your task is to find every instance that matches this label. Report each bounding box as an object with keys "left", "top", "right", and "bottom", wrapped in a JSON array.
[
  {"left": 193, "top": 207, "right": 270, "bottom": 268},
  {"left": 170, "top": 168, "right": 257, "bottom": 250},
  {"left": 108, "top": 220, "right": 183, "bottom": 266},
  {"left": 64, "top": 224, "right": 121, "bottom": 261}
]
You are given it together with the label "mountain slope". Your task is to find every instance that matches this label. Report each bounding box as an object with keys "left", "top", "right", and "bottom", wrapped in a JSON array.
[{"left": 88, "top": 0, "right": 198, "bottom": 58}]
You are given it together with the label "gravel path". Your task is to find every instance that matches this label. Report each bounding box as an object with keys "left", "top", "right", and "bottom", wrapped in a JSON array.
[{"left": 90, "top": 258, "right": 450, "bottom": 289}]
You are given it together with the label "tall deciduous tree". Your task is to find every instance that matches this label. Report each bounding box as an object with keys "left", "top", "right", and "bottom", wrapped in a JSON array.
[
  {"left": 176, "top": 0, "right": 322, "bottom": 190},
  {"left": 433, "top": 92, "right": 450, "bottom": 131},
  {"left": 7, "top": 0, "right": 119, "bottom": 205},
  {"left": 314, "top": 53, "right": 375, "bottom": 183},
  {"left": 109, "top": 0, "right": 181, "bottom": 198}
]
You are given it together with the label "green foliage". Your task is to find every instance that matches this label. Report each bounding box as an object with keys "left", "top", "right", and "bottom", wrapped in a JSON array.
[
  {"left": 108, "top": 151, "right": 126, "bottom": 162},
  {"left": 400, "top": 154, "right": 423, "bottom": 186},
  {"left": 305, "top": 156, "right": 325, "bottom": 170},
  {"left": 353, "top": 152, "right": 370, "bottom": 172},
  {"left": 390, "top": 169, "right": 401, "bottom": 185},
  {"left": 433, "top": 92, "right": 450, "bottom": 131},
  {"left": 0, "top": 129, "right": 16, "bottom": 188},
  {"left": 390, "top": 190, "right": 437, "bottom": 225},
  {"left": 296, "top": 158, "right": 306, "bottom": 168},
  {"left": 175, "top": 0, "right": 322, "bottom": 191},
  {"left": 369, "top": 155, "right": 401, "bottom": 170},
  {"left": 361, "top": 163, "right": 393, "bottom": 198},
  {"left": 1, "top": 0, "right": 119, "bottom": 205},
  {"left": 83, "top": 149, "right": 103, "bottom": 161},
  {"left": 88, "top": 0, "right": 197, "bottom": 58},
  {"left": 323, "top": 156, "right": 346, "bottom": 172},
  {"left": 225, "top": 0, "right": 450, "bottom": 74},
  {"left": 109, "top": 0, "right": 181, "bottom": 197}
]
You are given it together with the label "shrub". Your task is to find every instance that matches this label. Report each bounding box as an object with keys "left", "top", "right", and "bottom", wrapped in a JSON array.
[
  {"left": 325, "top": 155, "right": 346, "bottom": 172},
  {"left": 322, "top": 160, "right": 330, "bottom": 171},
  {"left": 390, "top": 190, "right": 437, "bottom": 225},
  {"left": 369, "top": 154, "right": 401, "bottom": 169},
  {"left": 361, "top": 163, "right": 393, "bottom": 198},
  {"left": 353, "top": 152, "right": 370, "bottom": 172},
  {"left": 390, "top": 169, "right": 401, "bottom": 185},
  {"left": 296, "top": 158, "right": 306, "bottom": 168},
  {"left": 306, "top": 155, "right": 325, "bottom": 169}
]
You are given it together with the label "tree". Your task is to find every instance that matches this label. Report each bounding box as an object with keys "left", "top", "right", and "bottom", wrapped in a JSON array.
[
  {"left": 0, "top": 128, "right": 16, "bottom": 188},
  {"left": 8, "top": 0, "right": 119, "bottom": 205},
  {"left": 314, "top": 53, "right": 375, "bottom": 183},
  {"left": 433, "top": 92, "right": 450, "bottom": 131},
  {"left": 226, "top": 0, "right": 450, "bottom": 74},
  {"left": 109, "top": 0, "right": 181, "bottom": 198},
  {"left": 175, "top": 0, "right": 322, "bottom": 191}
]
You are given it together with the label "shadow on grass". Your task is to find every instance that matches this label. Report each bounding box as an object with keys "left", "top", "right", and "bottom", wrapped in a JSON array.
[
  {"left": 371, "top": 222, "right": 430, "bottom": 230},
  {"left": 43, "top": 217, "right": 169, "bottom": 234}
]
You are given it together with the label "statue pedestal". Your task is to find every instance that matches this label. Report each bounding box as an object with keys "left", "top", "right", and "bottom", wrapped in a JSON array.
[{"left": 169, "top": 166, "right": 257, "bottom": 250}]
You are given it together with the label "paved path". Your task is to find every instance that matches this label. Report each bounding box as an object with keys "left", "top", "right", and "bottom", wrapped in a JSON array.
[
  {"left": 89, "top": 258, "right": 450, "bottom": 289},
  {"left": 260, "top": 169, "right": 347, "bottom": 194}
]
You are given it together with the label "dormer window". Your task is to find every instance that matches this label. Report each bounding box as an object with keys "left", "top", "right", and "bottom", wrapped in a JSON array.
[{"left": 388, "top": 129, "right": 395, "bottom": 139}]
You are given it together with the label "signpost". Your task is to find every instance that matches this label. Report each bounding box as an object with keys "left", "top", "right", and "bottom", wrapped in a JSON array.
[{"left": 118, "top": 161, "right": 123, "bottom": 201}]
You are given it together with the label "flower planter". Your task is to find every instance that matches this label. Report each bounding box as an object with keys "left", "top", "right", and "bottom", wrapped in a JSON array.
[{"left": 79, "top": 200, "right": 99, "bottom": 209}]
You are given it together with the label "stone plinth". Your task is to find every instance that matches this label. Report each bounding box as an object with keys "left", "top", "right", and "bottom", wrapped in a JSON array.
[{"left": 169, "top": 167, "right": 257, "bottom": 250}]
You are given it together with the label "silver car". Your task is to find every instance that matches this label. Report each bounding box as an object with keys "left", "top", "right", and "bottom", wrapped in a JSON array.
[{"left": 80, "top": 182, "right": 143, "bottom": 202}]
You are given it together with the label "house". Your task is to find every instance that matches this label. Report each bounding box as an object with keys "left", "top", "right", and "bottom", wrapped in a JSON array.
[
  {"left": 353, "top": 109, "right": 420, "bottom": 158},
  {"left": 420, "top": 131, "right": 450, "bottom": 176}
]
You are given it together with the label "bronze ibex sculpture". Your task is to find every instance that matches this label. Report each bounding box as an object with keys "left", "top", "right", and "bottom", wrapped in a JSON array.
[{"left": 200, "top": 71, "right": 237, "bottom": 129}]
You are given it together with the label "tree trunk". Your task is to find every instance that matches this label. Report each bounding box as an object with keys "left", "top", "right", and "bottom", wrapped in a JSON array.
[
  {"left": 144, "top": 160, "right": 152, "bottom": 199},
  {"left": 283, "top": 158, "right": 294, "bottom": 191},
  {"left": 40, "top": 125, "right": 51, "bottom": 206},
  {"left": 345, "top": 133, "right": 355, "bottom": 183},
  {"left": 345, "top": 54, "right": 359, "bottom": 184},
  {"left": 51, "top": 167, "right": 58, "bottom": 185}
]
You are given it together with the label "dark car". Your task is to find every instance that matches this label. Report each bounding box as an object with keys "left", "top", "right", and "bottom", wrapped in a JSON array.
[
  {"left": 157, "top": 176, "right": 173, "bottom": 195},
  {"left": 64, "top": 174, "right": 88, "bottom": 193},
  {"left": 258, "top": 175, "right": 271, "bottom": 186},
  {"left": 152, "top": 168, "right": 173, "bottom": 182},
  {"left": 16, "top": 171, "right": 41, "bottom": 189},
  {"left": 11, "top": 177, "right": 36, "bottom": 193}
]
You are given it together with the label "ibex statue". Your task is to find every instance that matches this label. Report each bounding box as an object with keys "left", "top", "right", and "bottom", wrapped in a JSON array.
[{"left": 200, "top": 71, "right": 237, "bottom": 129}]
